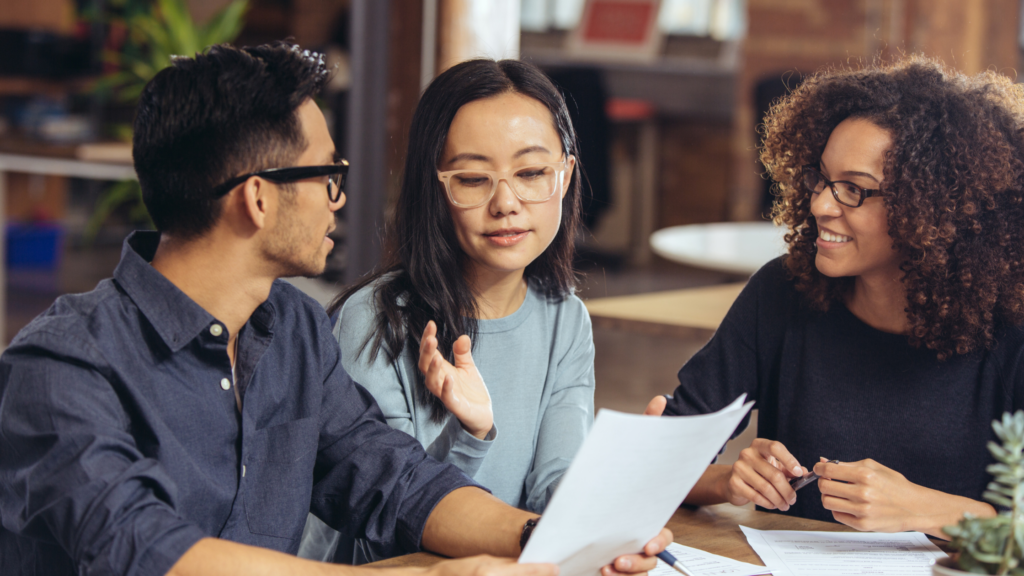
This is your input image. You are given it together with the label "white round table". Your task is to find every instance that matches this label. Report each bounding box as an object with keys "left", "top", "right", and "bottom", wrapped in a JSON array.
[{"left": 650, "top": 222, "right": 789, "bottom": 275}]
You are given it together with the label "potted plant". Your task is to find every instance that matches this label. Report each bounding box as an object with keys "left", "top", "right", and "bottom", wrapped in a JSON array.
[
  {"left": 937, "top": 411, "right": 1024, "bottom": 575},
  {"left": 87, "top": 0, "right": 247, "bottom": 239}
]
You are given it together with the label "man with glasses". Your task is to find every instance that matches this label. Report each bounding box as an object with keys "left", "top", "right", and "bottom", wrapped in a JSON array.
[{"left": 0, "top": 43, "right": 669, "bottom": 576}]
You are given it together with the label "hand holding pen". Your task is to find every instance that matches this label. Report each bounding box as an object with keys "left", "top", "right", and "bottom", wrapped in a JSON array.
[
  {"left": 790, "top": 459, "right": 839, "bottom": 491},
  {"left": 717, "top": 438, "right": 809, "bottom": 512},
  {"left": 655, "top": 550, "right": 697, "bottom": 576}
]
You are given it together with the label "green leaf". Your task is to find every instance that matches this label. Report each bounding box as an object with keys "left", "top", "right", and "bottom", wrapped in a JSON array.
[
  {"left": 157, "top": 0, "right": 200, "bottom": 55},
  {"left": 986, "top": 492, "right": 1014, "bottom": 509},
  {"left": 200, "top": 0, "right": 248, "bottom": 46}
]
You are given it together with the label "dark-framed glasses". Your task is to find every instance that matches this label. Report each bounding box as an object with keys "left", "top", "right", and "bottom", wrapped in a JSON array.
[
  {"left": 212, "top": 159, "right": 349, "bottom": 202},
  {"left": 801, "top": 164, "right": 881, "bottom": 208},
  {"left": 437, "top": 156, "right": 574, "bottom": 208}
]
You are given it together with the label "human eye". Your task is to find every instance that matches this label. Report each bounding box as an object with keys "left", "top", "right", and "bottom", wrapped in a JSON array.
[
  {"left": 515, "top": 166, "right": 552, "bottom": 180},
  {"left": 834, "top": 181, "right": 864, "bottom": 204},
  {"left": 453, "top": 172, "right": 491, "bottom": 187}
]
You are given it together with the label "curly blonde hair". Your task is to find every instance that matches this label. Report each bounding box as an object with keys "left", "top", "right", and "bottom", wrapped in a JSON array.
[{"left": 762, "top": 55, "right": 1024, "bottom": 359}]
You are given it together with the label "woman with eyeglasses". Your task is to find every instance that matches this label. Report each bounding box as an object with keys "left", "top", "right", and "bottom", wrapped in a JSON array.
[
  {"left": 300, "top": 59, "right": 591, "bottom": 563},
  {"left": 645, "top": 55, "right": 1024, "bottom": 538}
]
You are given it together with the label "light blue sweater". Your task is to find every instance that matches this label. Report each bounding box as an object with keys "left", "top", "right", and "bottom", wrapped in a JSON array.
[{"left": 298, "top": 280, "right": 595, "bottom": 562}]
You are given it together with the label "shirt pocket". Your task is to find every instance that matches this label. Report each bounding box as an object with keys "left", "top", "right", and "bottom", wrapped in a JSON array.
[{"left": 243, "top": 415, "right": 319, "bottom": 540}]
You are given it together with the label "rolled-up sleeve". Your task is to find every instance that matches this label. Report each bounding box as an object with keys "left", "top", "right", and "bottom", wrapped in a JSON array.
[{"left": 0, "top": 342, "right": 205, "bottom": 576}]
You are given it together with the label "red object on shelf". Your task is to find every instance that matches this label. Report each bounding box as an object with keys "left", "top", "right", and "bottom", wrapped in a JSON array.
[
  {"left": 606, "top": 98, "right": 655, "bottom": 121},
  {"left": 580, "top": 0, "right": 658, "bottom": 44}
]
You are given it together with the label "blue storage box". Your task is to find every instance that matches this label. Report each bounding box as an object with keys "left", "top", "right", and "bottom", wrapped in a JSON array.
[{"left": 6, "top": 223, "right": 64, "bottom": 270}]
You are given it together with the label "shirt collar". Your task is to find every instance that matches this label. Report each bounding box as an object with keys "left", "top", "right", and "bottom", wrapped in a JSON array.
[{"left": 113, "top": 231, "right": 218, "bottom": 352}]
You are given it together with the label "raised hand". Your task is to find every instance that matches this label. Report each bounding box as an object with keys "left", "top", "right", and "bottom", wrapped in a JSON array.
[{"left": 418, "top": 320, "right": 494, "bottom": 439}]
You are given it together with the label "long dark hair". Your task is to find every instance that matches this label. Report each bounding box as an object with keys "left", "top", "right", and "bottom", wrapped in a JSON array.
[{"left": 327, "top": 59, "right": 583, "bottom": 421}]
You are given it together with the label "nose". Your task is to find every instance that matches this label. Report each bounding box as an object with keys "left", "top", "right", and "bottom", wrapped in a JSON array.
[
  {"left": 489, "top": 177, "right": 521, "bottom": 216},
  {"left": 809, "top": 187, "right": 842, "bottom": 220}
]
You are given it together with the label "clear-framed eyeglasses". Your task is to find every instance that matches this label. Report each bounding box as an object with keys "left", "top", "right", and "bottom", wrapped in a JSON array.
[
  {"left": 436, "top": 156, "right": 574, "bottom": 209},
  {"left": 801, "top": 164, "right": 882, "bottom": 208}
]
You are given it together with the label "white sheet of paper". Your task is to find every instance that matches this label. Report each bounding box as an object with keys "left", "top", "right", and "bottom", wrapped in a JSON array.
[
  {"left": 650, "top": 542, "right": 771, "bottom": 576},
  {"left": 519, "top": 395, "right": 753, "bottom": 576},
  {"left": 739, "top": 526, "right": 946, "bottom": 576}
]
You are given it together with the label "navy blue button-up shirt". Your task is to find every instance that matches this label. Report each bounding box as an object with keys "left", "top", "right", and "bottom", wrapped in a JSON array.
[{"left": 0, "top": 232, "right": 476, "bottom": 576}]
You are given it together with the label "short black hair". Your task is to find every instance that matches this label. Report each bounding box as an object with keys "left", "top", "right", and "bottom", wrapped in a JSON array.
[{"left": 133, "top": 42, "right": 329, "bottom": 239}]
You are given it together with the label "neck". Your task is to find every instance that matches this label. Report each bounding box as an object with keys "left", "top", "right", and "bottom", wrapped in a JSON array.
[
  {"left": 846, "top": 268, "right": 909, "bottom": 334},
  {"left": 466, "top": 266, "right": 528, "bottom": 320},
  {"left": 151, "top": 231, "right": 276, "bottom": 362}
]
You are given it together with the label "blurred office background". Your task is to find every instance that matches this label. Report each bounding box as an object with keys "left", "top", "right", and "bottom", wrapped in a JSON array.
[{"left": 0, "top": 0, "right": 1020, "bottom": 421}]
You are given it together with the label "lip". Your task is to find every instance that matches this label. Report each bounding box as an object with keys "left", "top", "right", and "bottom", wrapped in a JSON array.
[
  {"left": 323, "top": 224, "right": 336, "bottom": 249},
  {"left": 816, "top": 225, "right": 853, "bottom": 249},
  {"left": 484, "top": 228, "right": 529, "bottom": 247}
]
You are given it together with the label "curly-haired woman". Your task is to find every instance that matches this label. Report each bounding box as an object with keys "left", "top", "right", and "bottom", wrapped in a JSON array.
[{"left": 646, "top": 55, "right": 1024, "bottom": 538}]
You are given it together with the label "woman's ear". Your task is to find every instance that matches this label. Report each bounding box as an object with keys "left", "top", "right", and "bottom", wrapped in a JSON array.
[{"left": 561, "top": 154, "right": 577, "bottom": 199}]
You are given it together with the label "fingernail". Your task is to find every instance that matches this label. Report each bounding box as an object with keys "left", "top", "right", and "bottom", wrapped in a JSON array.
[
  {"left": 820, "top": 456, "right": 827, "bottom": 461},
  {"left": 792, "top": 466, "right": 803, "bottom": 476},
  {"left": 619, "top": 558, "right": 631, "bottom": 570}
]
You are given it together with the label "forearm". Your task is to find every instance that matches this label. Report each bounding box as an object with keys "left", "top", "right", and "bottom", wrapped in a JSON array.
[
  {"left": 910, "top": 489, "right": 996, "bottom": 539},
  {"left": 422, "top": 487, "right": 534, "bottom": 558},
  {"left": 168, "top": 537, "right": 422, "bottom": 576},
  {"left": 682, "top": 464, "right": 732, "bottom": 506}
]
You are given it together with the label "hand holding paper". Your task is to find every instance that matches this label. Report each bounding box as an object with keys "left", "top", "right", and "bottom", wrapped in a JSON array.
[{"left": 519, "top": 396, "right": 754, "bottom": 576}]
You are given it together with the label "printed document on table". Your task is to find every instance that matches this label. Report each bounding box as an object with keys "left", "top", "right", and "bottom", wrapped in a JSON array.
[
  {"left": 519, "top": 395, "right": 753, "bottom": 576},
  {"left": 739, "top": 525, "right": 946, "bottom": 576},
  {"left": 650, "top": 542, "right": 771, "bottom": 576}
]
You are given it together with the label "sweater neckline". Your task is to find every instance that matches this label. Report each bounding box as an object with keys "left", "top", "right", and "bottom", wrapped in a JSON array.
[{"left": 475, "top": 285, "right": 538, "bottom": 334}]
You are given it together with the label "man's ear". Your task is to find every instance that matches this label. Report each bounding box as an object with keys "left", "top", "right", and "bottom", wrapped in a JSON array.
[{"left": 242, "top": 177, "right": 272, "bottom": 230}]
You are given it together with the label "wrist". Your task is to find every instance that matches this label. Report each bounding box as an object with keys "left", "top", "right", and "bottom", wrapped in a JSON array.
[
  {"left": 910, "top": 487, "right": 995, "bottom": 538},
  {"left": 520, "top": 517, "right": 540, "bottom": 551},
  {"left": 461, "top": 420, "right": 492, "bottom": 440},
  {"left": 711, "top": 464, "right": 734, "bottom": 504}
]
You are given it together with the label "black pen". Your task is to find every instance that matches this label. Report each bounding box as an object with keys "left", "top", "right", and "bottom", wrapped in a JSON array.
[{"left": 789, "top": 459, "right": 839, "bottom": 491}]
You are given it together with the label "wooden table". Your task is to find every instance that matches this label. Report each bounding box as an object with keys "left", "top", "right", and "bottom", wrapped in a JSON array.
[
  {"left": 584, "top": 283, "right": 745, "bottom": 340},
  {"left": 367, "top": 504, "right": 952, "bottom": 569}
]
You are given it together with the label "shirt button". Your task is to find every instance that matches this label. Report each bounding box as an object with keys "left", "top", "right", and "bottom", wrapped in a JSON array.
[
  {"left": 220, "top": 378, "right": 231, "bottom": 391},
  {"left": 210, "top": 324, "right": 224, "bottom": 337}
]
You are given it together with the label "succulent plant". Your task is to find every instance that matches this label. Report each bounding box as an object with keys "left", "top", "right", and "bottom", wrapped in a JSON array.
[{"left": 944, "top": 411, "right": 1024, "bottom": 575}]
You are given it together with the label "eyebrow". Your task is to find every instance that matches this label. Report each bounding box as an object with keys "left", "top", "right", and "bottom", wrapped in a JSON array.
[
  {"left": 445, "top": 146, "right": 554, "bottom": 165},
  {"left": 819, "top": 160, "right": 881, "bottom": 184}
]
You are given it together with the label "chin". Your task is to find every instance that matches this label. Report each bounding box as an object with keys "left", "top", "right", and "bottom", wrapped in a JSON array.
[{"left": 814, "top": 256, "right": 849, "bottom": 278}]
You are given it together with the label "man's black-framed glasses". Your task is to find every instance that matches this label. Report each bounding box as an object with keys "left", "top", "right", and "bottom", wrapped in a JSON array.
[
  {"left": 212, "top": 159, "right": 349, "bottom": 202},
  {"left": 801, "top": 164, "right": 881, "bottom": 208}
]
